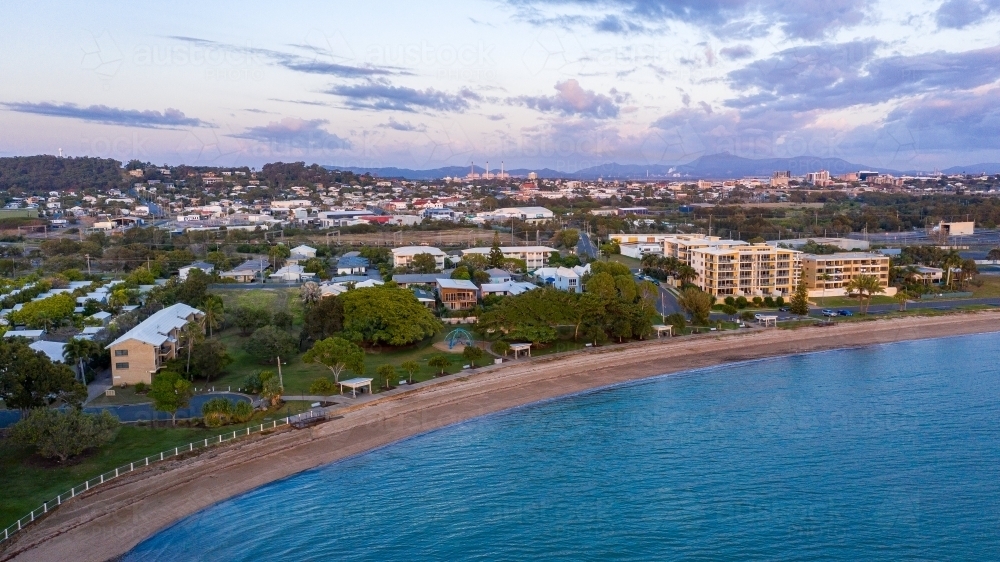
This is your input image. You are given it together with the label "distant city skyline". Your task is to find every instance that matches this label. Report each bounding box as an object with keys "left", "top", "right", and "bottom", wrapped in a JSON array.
[{"left": 2, "top": 0, "right": 999, "bottom": 171}]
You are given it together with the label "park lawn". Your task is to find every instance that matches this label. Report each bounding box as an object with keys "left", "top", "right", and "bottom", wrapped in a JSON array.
[
  {"left": 211, "top": 327, "right": 464, "bottom": 394},
  {"left": 608, "top": 254, "right": 641, "bottom": 269},
  {"left": 810, "top": 295, "right": 896, "bottom": 308},
  {"left": 970, "top": 276, "right": 1000, "bottom": 298},
  {"left": 0, "top": 425, "right": 242, "bottom": 531},
  {"left": 213, "top": 287, "right": 305, "bottom": 324}
]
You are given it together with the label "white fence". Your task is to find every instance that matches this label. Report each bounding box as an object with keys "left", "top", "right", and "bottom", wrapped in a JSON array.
[{"left": 0, "top": 414, "right": 311, "bottom": 546}]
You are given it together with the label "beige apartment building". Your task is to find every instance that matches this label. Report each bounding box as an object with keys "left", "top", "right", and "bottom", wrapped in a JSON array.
[
  {"left": 800, "top": 253, "right": 893, "bottom": 297},
  {"left": 105, "top": 303, "right": 204, "bottom": 386},
  {"left": 690, "top": 243, "right": 801, "bottom": 297},
  {"left": 662, "top": 235, "right": 749, "bottom": 264},
  {"left": 462, "top": 245, "right": 556, "bottom": 270}
]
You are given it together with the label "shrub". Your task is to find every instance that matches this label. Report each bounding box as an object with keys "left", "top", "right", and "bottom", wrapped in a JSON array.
[
  {"left": 243, "top": 370, "right": 274, "bottom": 394},
  {"left": 134, "top": 382, "right": 148, "bottom": 394},
  {"left": 763, "top": 296, "right": 775, "bottom": 307},
  {"left": 752, "top": 296, "right": 763, "bottom": 307},
  {"left": 231, "top": 401, "right": 254, "bottom": 423},
  {"left": 492, "top": 340, "right": 511, "bottom": 356},
  {"left": 735, "top": 296, "right": 748, "bottom": 309},
  {"left": 202, "top": 398, "right": 233, "bottom": 427},
  {"left": 724, "top": 296, "right": 736, "bottom": 306},
  {"left": 740, "top": 311, "right": 755, "bottom": 321},
  {"left": 721, "top": 304, "right": 738, "bottom": 316},
  {"left": 775, "top": 296, "right": 785, "bottom": 307},
  {"left": 10, "top": 409, "right": 120, "bottom": 462}
]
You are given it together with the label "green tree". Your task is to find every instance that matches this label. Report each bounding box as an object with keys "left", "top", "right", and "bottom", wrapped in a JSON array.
[
  {"left": 340, "top": 286, "right": 440, "bottom": 346},
  {"left": 428, "top": 354, "right": 452, "bottom": 375},
  {"left": 790, "top": 280, "right": 810, "bottom": 315},
  {"left": 180, "top": 321, "right": 205, "bottom": 377},
  {"left": 557, "top": 229, "right": 580, "bottom": 249},
  {"left": 300, "top": 281, "right": 322, "bottom": 306},
  {"left": 8, "top": 293, "right": 76, "bottom": 330},
  {"left": 233, "top": 306, "right": 271, "bottom": 336},
  {"left": 10, "top": 408, "right": 120, "bottom": 463},
  {"left": 299, "top": 295, "right": 344, "bottom": 346},
  {"left": 309, "top": 377, "right": 337, "bottom": 399},
  {"left": 199, "top": 296, "right": 224, "bottom": 337},
  {"left": 303, "top": 336, "right": 365, "bottom": 383},
  {"left": 260, "top": 372, "right": 283, "bottom": 407},
  {"left": 599, "top": 241, "right": 620, "bottom": 259},
  {"left": 149, "top": 371, "right": 192, "bottom": 426},
  {"left": 677, "top": 287, "right": 713, "bottom": 326},
  {"left": 487, "top": 232, "right": 505, "bottom": 269},
  {"left": 244, "top": 326, "right": 298, "bottom": 364},
  {"left": 0, "top": 339, "right": 85, "bottom": 411},
  {"left": 895, "top": 290, "right": 909, "bottom": 311},
  {"left": 189, "top": 339, "right": 233, "bottom": 382},
  {"left": 400, "top": 360, "right": 420, "bottom": 383},
  {"left": 377, "top": 364, "right": 397, "bottom": 389},
  {"left": 462, "top": 345, "right": 485, "bottom": 367},
  {"left": 176, "top": 268, "right": 210, "bottom": 307},
  {"left": 410, "top": 253, "right": 438, "bottom": 273},
  {"left": 988, "top": 248, "right": 1000, "bottom": 263},
  {"left": 492, "top": 340, "right": 511, "bottom": 356},
  {"left": 268, "top": 244, "right": 291, "bottom": 268}
]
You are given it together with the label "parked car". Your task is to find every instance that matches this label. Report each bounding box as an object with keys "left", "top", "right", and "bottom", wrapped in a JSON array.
[
  {"left": 822, "top": 309, "right": 838, "bottom": 317},
  {"left": 838, "top": 310, "right": 853, "bottom": 316},
  {"left": 778, "top": 307, "right": 790, "bottom": 312}
]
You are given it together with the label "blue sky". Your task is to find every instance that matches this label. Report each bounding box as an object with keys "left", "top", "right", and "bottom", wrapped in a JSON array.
[{"left": 2, "top": 0, "right": 999, "bottom": 171}]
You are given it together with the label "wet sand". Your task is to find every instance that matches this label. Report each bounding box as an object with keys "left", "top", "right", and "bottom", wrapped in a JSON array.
[{"left": 4, "top": 312, "right": 1000, "bottom": 562}]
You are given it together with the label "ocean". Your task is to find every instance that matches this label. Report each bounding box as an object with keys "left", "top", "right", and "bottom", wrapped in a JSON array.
[{"left": 124, "top": 333, "right": 1000, "bottom": 560}]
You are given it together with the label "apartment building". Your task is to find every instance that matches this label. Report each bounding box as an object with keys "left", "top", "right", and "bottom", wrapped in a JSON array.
[
  {"left": 461, "top": 246, "right": 556, "bottom": 270},
  {"left": 105, "top": 303, "right": 204, "bottom": 386},
  {"left": 662, "top": 235, "right": 749, "bottom": 265},
  {"left": 690, "top": 244, "right": 800, "bottom": 298},
  {"left": 392, "top": 246, "right": 448, "bottom": 271},
  {"left": 800, "top": 252, "right": 892, "bottom": 297}
]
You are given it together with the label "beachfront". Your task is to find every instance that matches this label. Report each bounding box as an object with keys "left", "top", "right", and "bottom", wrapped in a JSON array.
[{"left": 3, "top": 311, "right": 1000, "bottom": 562}]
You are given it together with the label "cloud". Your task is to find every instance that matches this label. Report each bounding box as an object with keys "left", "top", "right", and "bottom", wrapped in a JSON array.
[
  {"left": 935, "top": 0, "right": 1000, "bottom": 28},
  {"left": 514, "top": 79, "right": 620, "bottom": 118},
  {"left": 509, "top": 0, "right": 874, "bottom": 39},
  {"left": 326, "top": 81, "right": 481, "bottom": 113},
  {"left": 726, "top": 41, "right": 1000, "bottom": 114},
  {"left": 719, "top": 44, "right": 754, "bottom": 59},
  {"left": 166, "top": 36, "right": 401, "bottom": 78},
  {"left": 379, "top": 117, "right": 427, "bottom": 132},
  {"left": 2, "top": 101, "right": 207, "bottom": 128},
  {"left": 231, "top": 117, "right": 350, "bottom": 150}
]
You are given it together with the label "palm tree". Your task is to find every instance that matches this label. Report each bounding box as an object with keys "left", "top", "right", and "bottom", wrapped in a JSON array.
[
  {"left": 675, "top": 264, "right": 697, "bottom": 287},
  {"left": 942, "top": 252, "right": 963, "bottom": 289},
  {"left": 819, "top": 273, "right": 832, "bottom": 300},
  {"left": 199, "top": 297, "right": 224, "bottom": 337},
  {"left": 180, "top": 321, "right": 204, "bottom": 377},
  {"left": 894, "top": 290, "right": 909, "bottom": 312},
  {"left": 844, "top": 274, "right": 885, "bottom": 315},
  {"left": 63, "top": 337, "right": 95, "bottom": 383}
]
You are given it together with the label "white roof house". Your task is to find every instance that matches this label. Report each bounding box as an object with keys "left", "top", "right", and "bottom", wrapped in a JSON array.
[
  {"left": 106, "top": 303, "right": 203, "bottom": 349},
  {"left": 533, "top": 264, "right": 590, "bottom": 293},
  {"left": 269, "top": 264, "right": 316, "bottom": 283},
  {"left": 179, "top": 261, "right": 215, "bottom": 281},
  {"left": 29, "top": 340, "right": 66, "bottom": 363},
  {"left": 392, "top": 246, "right": 448, "bottom": 270},
  {"left": 3, "top": 329, "right": 45, "bottom": 341},
  {"left": 481, "top": 281, "right": 538, "bottom": 297},
  {"left": 290, "top": 245, "right": 317, "bottom": 258}
]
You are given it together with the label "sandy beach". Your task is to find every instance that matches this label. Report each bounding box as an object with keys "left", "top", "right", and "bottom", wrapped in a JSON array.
[{"left": 4, "top": 312, "right": 1000, "bottom": 562}]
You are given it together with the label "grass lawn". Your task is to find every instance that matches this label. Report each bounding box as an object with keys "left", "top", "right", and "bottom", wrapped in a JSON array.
[
  {"left": 970, "top": 276, "right": 1000, "bottom": 298},
  {"left": 211, "top": 327, "right": 465, "bottom": 394},
  {"left": 0, "top": 424, "right": 250, "bottom": 531},
  {"left": 810, "top": 295, "right": 896, "bottom": 308},
  {"left": 214, "top": 287, "right": 305, "bottom": 323},
  {"left": 608, "top": 254, "right": 641, "bottom": 269}
]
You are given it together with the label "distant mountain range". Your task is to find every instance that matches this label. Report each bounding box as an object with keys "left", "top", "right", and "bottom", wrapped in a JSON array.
[{"left": 328, "top": 153, "right": 1000, "bottom": 180}]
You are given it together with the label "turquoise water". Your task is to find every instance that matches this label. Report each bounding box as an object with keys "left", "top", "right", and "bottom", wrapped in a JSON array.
[{"left": 126, "top": 334, "right": 1000, "bottom": 560}]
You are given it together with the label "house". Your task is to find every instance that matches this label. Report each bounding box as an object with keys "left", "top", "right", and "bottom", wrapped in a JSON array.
[
  {"left": 3, "top": 329, "right": 45, "bottom": 342},
  {"left": 480, "top": 281, "right": 537, "bottom": 297},
  {"left": 88, "top": 311, "right": 113, "bottom": 326},
  {"left": 179, "top": 261, "right": 215, "bottom": 281},
  {"left": 461, "top": 246, "right": 557, "bottom": 270},
  {"left": 486, "top": 268, "right": 512, "bottom": 284},
  {"left": 533, "top": 264, "right": 590, "bottom": 293},
  {"left": 436, "top": 278, "right": 479, "bottom": 310},
  {"left": 336, "top": 253, "right": 370, "bottom": 275},
  {"left": 909, "top": 266, "right": 944, "bottom": 286},
  {"left": 319, "top": 278, "right": 384, "bottom": 298},
  {"left": 412, "top": 288, "right": 436, "bottom": 309},
  {"left": 269, "top": 264, "right": 316, "bottom": 283},
  {"left": 220, "top": 258, "right": 270, "bottom": 283},
  {"left": 287, "top": 245, "right": 317, "bottom": 265},
  {"left": 392, "top": 246, "right": 447, "bottom": 270},
  {"left": 29, "top": 340, "right": 66, "bottom": 363},
  {"left": 105, "top": 303, "right": 204, "bottom": 386},
  {"left": 391, "top": 274, "right": 446, "bottom": 289}
]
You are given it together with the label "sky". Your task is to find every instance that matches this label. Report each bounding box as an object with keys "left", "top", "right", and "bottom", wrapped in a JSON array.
[{"left": 1, "top": 0, "right": 999, "bottom": 172}]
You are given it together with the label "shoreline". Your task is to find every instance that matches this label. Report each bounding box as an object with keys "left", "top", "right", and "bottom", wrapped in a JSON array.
[{"left": 4, "top": 312, "right": 1000, "bottom": 562}]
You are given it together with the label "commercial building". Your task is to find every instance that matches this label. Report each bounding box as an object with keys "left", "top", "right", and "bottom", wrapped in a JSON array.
[
  {"left": 767, "top": 237, "right": 870, "bottom": 251},
  {"left": 461, "top": 246, "right": 557, "bottom": 270},
  {"left": 392, "top": 246, "right": 448, "bottom": 271},
  {"left": 800, "top": 252, "right": 893, "bottom": 297},
  {"left": 935, "top": 221, "right": 975, "bottom": 236},
  {"left": 105, "top": 303, "right": 204, "bottom": 386},
  {"left": 689, "top": 244, "right": 800, "bottom": 298}
]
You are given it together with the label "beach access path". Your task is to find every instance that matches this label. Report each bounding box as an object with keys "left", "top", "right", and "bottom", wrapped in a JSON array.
[{"left": 4, "top": 311, "right": 1000, "bottom": 562}]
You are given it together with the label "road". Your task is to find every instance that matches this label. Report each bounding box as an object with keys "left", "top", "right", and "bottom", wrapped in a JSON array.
[
  {"left": 809, "top": 297, "right": 1000, "bottom": 317},
  {"left": 0, "top": 392, "right": 251, "bottom": 428},
  {"left": 577, "top": 232, "right": 598, "bottom": 259}
]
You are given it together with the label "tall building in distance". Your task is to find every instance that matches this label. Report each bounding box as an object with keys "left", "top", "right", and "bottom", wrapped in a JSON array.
[{"left": 770, "top": 170, "right": 791, "bottom": 187}]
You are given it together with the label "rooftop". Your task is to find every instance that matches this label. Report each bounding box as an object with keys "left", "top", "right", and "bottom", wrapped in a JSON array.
[{"left": 106, "top": 303, "right": 203, "bottom": 349}]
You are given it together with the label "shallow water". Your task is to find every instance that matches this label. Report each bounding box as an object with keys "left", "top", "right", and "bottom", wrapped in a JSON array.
[{"left": 126, "top": 334, "right": 1000, "bottom": 560}]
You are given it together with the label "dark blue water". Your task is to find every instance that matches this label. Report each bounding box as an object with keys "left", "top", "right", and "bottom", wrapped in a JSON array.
[{"left": 125, "top": 334, "right": 1000, "bottom": 560}]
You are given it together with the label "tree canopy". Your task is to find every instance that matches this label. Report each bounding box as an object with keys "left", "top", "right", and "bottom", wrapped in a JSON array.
[
  {"left": 10, "top": 408, "right": 120, "bottom": 462},
  {"left": 303, "top": 336, "right": 365, "bottom": 383},
  {"left": 340, "top": 286, "right": 440, "bottom": 346},
  {"left": 0, "top": 339, "right": 85, "bottom": 411}
]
